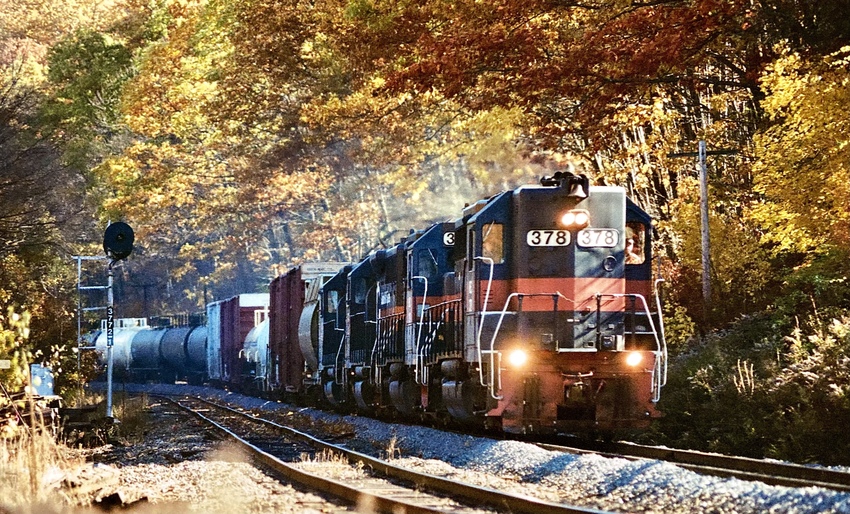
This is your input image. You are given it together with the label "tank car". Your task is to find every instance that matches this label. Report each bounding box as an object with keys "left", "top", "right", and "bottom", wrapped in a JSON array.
[
  {"left": 240, "top": 318, "right": 269, "bottom": 392},
  {"left": 93, "top": 318, "right": 149, "bottom": 379},
  {"left": 95, "top": 318, "right": 208, "bottom": 384}
]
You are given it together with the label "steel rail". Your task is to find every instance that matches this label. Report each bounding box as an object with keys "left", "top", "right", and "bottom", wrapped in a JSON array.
[
  {"left": 166, "top": 396, "right": 447, "bottom": 514},
  {"left": 165, "top": 395, "right": 611, "bottom": 514},
  {"left": 538, "top": 440, "right": 850, "bottom": 492}
]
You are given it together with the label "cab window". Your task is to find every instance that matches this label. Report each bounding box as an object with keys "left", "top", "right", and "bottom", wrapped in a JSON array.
[
  {"left": 625, "top": 223, "right": 645, "bottom": 265},
  {"left": 324, "top": 290, "right": 339, "bottom": 314},
  {"left": 352, "top": 277, "right": 367, "bottom": 304},
  {"left": 481, "top": 222, "right": 504, "bottom": 264},
  {"left": 418, "top": 249, "right": 439, "bottom": 280}
]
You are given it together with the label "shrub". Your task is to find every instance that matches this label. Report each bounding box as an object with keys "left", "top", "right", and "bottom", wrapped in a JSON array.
[{"left": 650, "top": 311, "right": 850, "bottom": 465}]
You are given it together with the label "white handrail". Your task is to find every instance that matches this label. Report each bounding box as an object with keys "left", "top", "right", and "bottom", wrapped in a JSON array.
[
  {"left": 653, "top": 277, "right": 668, "bottom": 400},
  {"left": 412, "top": 276, "right": 428, "bottom": 384},
  {"left": 482, "top": 291, "right": 576, "bottom": 400},
  {"left": 602, "top": 292, "right": 666, "bottom": 402},
  {"left": 473, "top": 257, "right": 494, "bottom": 388}
]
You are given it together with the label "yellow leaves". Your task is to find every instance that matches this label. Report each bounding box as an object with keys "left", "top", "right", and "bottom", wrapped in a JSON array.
[
  {"left": 370, "top": 75, "right": 387, "bottom": 89},
  {"left": 753, "top": 45, "right": 850, "bottom": 254},
  {"left": 0, "top": 308, "right": 32, "bottom": 396},
  {"left": 671, "top": 196, "right": 772, "bottom": 302},
  {"left": 450, "top": 105, "right": 536, "bottom": 185},
  {"left": 745, "top": 202, "right": 810, "bottom": 252}
]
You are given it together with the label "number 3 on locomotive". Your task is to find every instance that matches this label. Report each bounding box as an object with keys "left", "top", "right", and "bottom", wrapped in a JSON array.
[{"left": 526, "top": 230, "right": 570, "bottom": 247}]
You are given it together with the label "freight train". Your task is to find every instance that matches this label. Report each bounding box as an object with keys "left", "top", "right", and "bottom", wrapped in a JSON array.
[{"left": 93, "top": 173, "right": 668, "bottom": 435}]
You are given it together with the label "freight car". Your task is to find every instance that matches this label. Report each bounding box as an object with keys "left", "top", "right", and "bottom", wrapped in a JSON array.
[
  {"left": 93, "top": 318, "right": 207, "bottom": 385},
  {"left": 97, "top": 172, "right": 668, "bottom": 436}
]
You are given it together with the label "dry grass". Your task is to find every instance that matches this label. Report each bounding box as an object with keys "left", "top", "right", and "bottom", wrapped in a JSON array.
[
  {"left": 383, "top": 435, "right": 401, "bottom": 461},
  {"left": 109, "top": 393, "right": 150, "bottom": 442},
  {"left": 0, "top": 391, "right": 153, "bottom": 513},
  {"left": 0, "top": 420, "right": 85, "bottom": 512},
  {"left": 300, "top": 448, "right": 349, "bottom": 464}
]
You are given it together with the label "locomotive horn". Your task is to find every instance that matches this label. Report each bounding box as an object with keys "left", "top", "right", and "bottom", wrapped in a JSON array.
[
  {"left": 567, "top": 174, "right": 589, "bottom": 199},
  {"left": 567, "top": 181, "right": 588, "bottom": 199}
]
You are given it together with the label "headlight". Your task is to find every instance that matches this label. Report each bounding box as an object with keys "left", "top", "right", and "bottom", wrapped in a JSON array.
[
  {"left": 508, "top": 349, "right": 528, "bottom": 367},
  {"left": 626, "top": 351, "right": 643, "bottom": 367},
  {"left": 559, "top": 209, "right": 590, "bottom": 230}
]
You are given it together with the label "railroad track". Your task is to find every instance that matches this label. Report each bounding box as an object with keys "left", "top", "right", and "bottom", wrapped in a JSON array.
[
  {"left": 162, "top": 395, "right": 611, "bottom": 514},
  {"left": 537, "top": 439, "right": 850, "bottom": 492}
]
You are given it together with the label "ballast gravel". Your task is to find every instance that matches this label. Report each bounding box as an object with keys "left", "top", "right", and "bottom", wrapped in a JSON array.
[
  {"left": 61, "top": 396, "right": 357, "bottom": 514},
  {"left": 98, "top": 383, "right": 850, "bottom": 513}
]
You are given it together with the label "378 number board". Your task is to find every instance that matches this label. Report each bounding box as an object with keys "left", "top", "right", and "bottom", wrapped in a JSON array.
[
  {"left": 526, "top": 229, "right": 619, "bottom": 247},
  {"left": 576, "top": 229, "right": 619, "bottom": 248},
  {"left": 526, "top": 230, "right": 570, "bottom": 246}
]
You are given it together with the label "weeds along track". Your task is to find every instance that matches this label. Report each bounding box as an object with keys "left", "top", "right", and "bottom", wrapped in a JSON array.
[
  {"left": 536, "top": 440, "right": 850, "bottom": 492},
  {"left": 160, "top": 395, "right": 609, "bottom": 514}
]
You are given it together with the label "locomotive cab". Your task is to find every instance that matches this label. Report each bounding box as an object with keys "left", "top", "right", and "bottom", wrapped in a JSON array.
[
  {"left": 399, "top": 222, "right": 457, "bottom": 416},
  {"left": 319, "top": 266, "right": 351, "bottom": 405},
  {"left": 343, "top": 254, "right": 384, "bottom": 411}
]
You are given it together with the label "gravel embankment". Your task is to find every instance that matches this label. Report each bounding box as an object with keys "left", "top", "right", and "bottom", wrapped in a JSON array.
[{"left": 90, "top": 383, "right": 850, "bottom": 513}]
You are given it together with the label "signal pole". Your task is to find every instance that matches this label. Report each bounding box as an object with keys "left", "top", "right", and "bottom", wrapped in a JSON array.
[
  {"left": 105, "top": 259, "right": 115, "bottom": 418},
  {"left": 102, "top": 222, "right": 134, "bottom": 419}
]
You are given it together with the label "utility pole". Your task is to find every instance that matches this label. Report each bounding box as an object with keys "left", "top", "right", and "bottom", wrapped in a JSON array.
[{"left": 668, "top": 141, "right": 737, "bottom": 319}]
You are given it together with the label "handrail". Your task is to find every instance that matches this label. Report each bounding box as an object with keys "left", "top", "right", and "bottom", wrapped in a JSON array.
[
  {"left": 473, "top": 257, "right": 495, "bottom": 388},
  {"left": 334, "top": 331, "right": 346, "bottom": 385},
  {"left": 412, "top": 276, "right": 428, "bottom": 384},
  {"left": 481, "top": 291, "right": 576, "bottom": 400},
  {"left": 653, "top": 277, "right": 668, "bottom": 399},
  {"left": 477, "top": 289, "right": 666, "bottom": 402},
  {"left": 597, "top": 292, "right": 666, "bottom": 402}
]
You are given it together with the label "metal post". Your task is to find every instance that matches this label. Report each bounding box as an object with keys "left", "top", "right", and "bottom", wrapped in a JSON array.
[
  {"left": 73, "top": 255, "right": 108, "bottom": 407},
  {"left": 76, "top": 256, "right": 82, "bottom": 405},
  {"left": 698, "top": 141, "right": 711, "bottom": 308},
  {"left": 106, "top": 260, "right": 115, "bottom": 418}
]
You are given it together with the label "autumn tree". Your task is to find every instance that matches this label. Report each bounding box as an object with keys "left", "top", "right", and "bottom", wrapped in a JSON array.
[
  {"left": 0, "top": 1, "right": 134, "bottom": 393},
  {"left": 748, "top": 45, "right": 850, "bottom": 314}
]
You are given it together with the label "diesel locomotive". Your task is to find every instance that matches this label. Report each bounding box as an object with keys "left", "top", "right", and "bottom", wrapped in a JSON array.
[{"left": 95, "top": 172, "right": 668, "bottom": 435}]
